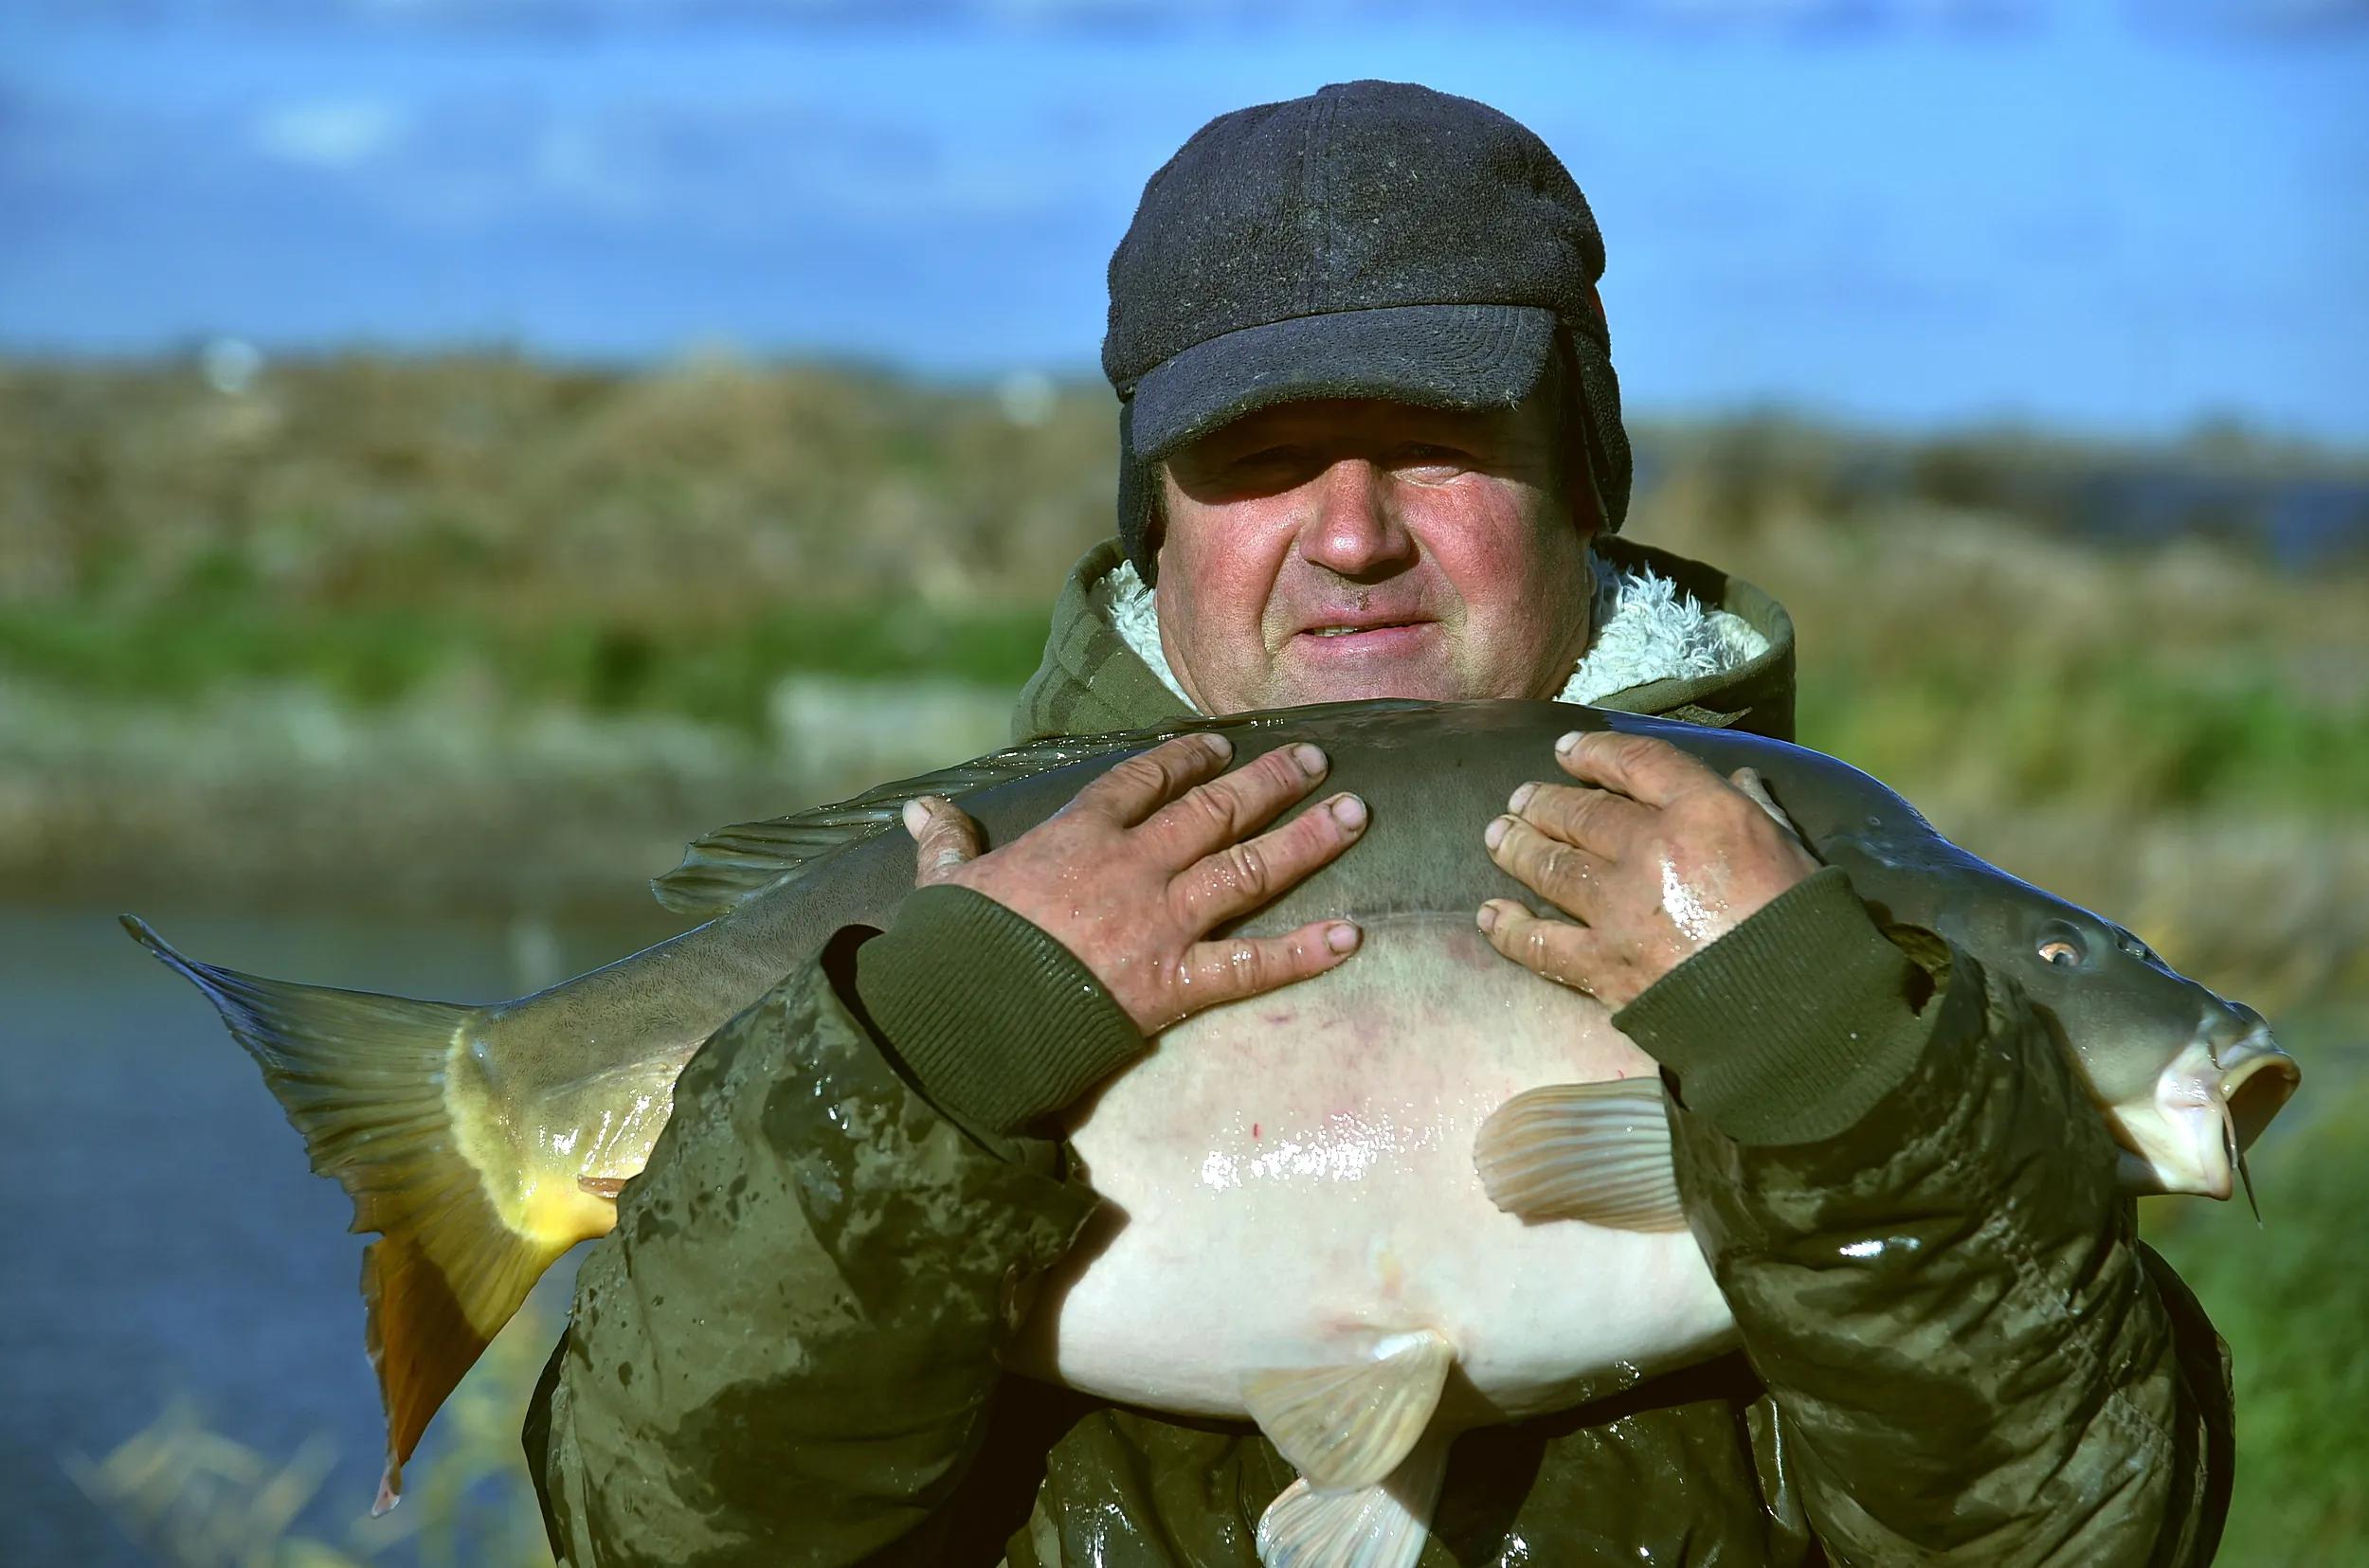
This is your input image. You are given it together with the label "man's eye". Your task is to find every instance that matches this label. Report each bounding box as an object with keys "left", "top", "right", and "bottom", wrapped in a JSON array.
[
  {"left": 1233, "top": 445, "right": 1304, "bottom": 470},
  {"left": 2037, "top": 938, "right": 2083, "bottom": 967},
  {"left": 1391, "top": 443, "right": 1469, "bottom": 467}
]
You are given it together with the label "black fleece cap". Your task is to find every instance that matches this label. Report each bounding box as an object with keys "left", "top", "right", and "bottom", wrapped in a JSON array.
[{"left": 1104, "top": 80, "right": 1631, "bottom": 582}]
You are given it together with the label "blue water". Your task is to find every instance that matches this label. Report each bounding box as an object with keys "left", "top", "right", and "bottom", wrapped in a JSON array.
[
  {"left": 0, "top": 898, "right": 678, "bottom": 1566},
  {"left": 3, "top": 5, "right": 2365, "bottom": 442}
]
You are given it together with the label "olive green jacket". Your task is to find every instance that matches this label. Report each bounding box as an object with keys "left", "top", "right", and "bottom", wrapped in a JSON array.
[{"left": 527, "top": 539, "right": 2232, "bottom": 1566}]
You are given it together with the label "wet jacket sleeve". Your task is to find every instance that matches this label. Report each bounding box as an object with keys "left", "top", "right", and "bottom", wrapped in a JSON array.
[
  {"left": 1616, "top": 868, "right": 2234, "bottom": 1566},
  {"left": 527, "top": 887, "right": 1144, "bottom": 1566}
]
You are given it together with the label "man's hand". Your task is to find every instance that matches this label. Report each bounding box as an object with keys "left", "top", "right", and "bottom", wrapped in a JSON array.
[
  {"left": 1477, "top": 730, "right": 1819, "bottom": 1010},
  {"left": 899, "top": 732, "right": 1367, "bottom": 1034}
]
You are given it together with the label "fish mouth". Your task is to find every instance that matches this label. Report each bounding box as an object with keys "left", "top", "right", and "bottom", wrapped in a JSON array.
[
  {"left": 2119, "top": 1022, "right": 2300, "bottom": 1201},
  {"left": 2219, "top": 1036, "right": 2301, "bottom": 1158}
]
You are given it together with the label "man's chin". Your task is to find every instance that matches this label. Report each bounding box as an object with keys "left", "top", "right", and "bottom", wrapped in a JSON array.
[{"left": 1267, "top": 634, "right": 1473, "bottom": 707}]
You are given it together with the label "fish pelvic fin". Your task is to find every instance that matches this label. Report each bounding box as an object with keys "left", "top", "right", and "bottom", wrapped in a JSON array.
[
  {"left": 121, "top": 916, "right": 567, "bottom": 1514},
  {"left": 1241, "top": 1329, "right": 1455, "bottom": 1493},
  {"left": 1474, "top": 1078, "right": 1688, "bottom": 1232},
  {"left": 1254, "top": 1433, "right": 1448, "bottom": 1568}
]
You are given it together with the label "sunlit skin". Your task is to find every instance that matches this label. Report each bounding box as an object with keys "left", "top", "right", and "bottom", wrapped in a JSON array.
[{"left": 1150, "top": 394, "right": 1599, "bottom": 713}]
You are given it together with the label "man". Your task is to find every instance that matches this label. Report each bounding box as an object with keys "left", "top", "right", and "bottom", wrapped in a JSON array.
[{"left": 528, "top": 81, "right": 2232, "bottom": 1564}]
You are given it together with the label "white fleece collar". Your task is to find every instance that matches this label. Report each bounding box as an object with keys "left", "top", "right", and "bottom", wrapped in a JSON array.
[{"left": 1104, "top": 551, "right": 1770, "bottom": 712}]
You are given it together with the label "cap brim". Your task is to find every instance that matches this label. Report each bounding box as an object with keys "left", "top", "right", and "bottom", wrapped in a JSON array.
[{"left": 1128, "top": 302, "right": 1558, "bottom": 461}]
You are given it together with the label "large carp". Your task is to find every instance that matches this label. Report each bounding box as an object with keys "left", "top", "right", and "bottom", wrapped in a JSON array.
[{"left": 129, "top": 699, "right": 2297, "bottom": 1565}]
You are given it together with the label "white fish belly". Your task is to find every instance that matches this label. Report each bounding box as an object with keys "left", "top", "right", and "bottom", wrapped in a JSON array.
[{"left": 1005, "top": 916, "right": 1736, "bottom": 1424}]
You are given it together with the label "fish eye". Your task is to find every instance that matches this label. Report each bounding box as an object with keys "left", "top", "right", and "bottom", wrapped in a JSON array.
[{"left": 2037, "top": 939, "right": 2082, "bottom": 968}]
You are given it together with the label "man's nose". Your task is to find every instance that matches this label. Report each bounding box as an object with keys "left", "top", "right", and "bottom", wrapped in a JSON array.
[{"left": 1297, "top": 459, "right": 1417, "bottom": 580}]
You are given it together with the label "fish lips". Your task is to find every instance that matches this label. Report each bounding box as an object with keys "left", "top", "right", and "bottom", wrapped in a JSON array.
[
  {"left": 2119, "top": 1026, "right": 2301, "bottom": 1201},
  {"left": 2219, "top": 1033, "right": 2302, "bottom": 1159}
]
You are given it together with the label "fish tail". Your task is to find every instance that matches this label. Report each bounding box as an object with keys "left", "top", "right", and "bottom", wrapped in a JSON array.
[{"left": 122, "top": 915, "right": 565, "bottom": 1515}]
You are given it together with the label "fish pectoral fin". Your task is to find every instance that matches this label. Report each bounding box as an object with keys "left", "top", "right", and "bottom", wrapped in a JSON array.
[
  {"left": 1254, "top": 1433, "right": 1448, "bottom": 1568},
  {"left": 1240, "top": 1329, "right": 1454, "bottom": 1492},
  {"left": 1474, "top": 1079, "right": 1687, "bottom": 1232}
]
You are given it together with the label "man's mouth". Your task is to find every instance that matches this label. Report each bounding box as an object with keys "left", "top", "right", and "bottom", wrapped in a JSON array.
[{"left": 1298, "top": 618, "right": 1432, "bottom": 639}]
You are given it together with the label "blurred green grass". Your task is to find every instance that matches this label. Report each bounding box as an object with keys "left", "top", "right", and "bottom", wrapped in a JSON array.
[
  {"left": 2146, "top": 1036, "right": 2369, "bottom": 1566},
  {"left": 0, "top": 592, "right": 1049, "bottom": 734},
  {"left": 11, "top": 353, "right": 2366, "bottom": 1560},
  {"left": 72, "top": 1302, "right": 562, "bottom": 1568}
]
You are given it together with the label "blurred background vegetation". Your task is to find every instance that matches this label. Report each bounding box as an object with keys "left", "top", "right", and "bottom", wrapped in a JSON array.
[{"left": 11, "top": 351, "right": 2364, "bottom": 1563}]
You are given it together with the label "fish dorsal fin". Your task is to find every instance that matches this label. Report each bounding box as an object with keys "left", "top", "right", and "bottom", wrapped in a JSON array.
[
  {"left": 652, "top": 700, "right": 1446, "bottom": 915},
  {"left": 649, "top": 724, "right": 1196, "bottom": 915},
  {"left": 1241, "top": 1329, "right": 1455, "bottom": 1492},
  {"left": 1254, "top": 1435, "right": 1449, "bottom": 1568},
  {"left": 1474, "top": 1078, "right": 1687, "bottom": 1232}
]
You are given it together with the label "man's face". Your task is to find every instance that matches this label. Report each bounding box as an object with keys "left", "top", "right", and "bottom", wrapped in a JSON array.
[{"left": 1153, "top": 392, "right": 1595, "bottom": 714}]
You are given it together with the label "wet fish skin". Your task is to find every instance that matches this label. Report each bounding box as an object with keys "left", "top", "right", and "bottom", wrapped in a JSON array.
[{"left": 126, "top": 696, "right": 2299, "bottom": 1527}]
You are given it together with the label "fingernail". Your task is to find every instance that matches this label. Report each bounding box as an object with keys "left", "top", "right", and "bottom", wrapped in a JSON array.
[
  {"left": 1555, "top": 730, "right": 1584, "bottom": 756},
  {"left": 1325, "top": 922, "right": 1361, "bottom": 954},
  {"left": 1508, "top": 781, "right": 1537, "bottom": 813},
  {"left": 1203, "top": 732, "right": 1234, "bottom": 760},
  {"left": 1292, "top": 742, "right": 1327, "bottom": 775},
  {"left": 1484, "top": 815, "right": 1510, "bottom": 851},
  {"left": 901, "top": 799, "right": 930, "bottom": 837},
  {"left": 1476, "top": 902, "right": 1498, "bottom": 933},
  {"left": 1328, "top": 792, "right": 1367, "bottom": 831}
]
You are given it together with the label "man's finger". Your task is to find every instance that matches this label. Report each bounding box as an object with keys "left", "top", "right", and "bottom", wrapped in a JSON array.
[
  {"left": 1169, "top": 919, "right": 1362, "bottom": 1020},
  {"left": 1485, "top": 813, "right": 1615, "bottom": 919},
  {"left": 1476, "top": 899, "right": 1601, "bottom": 995},
  {"left": 1143, "top": 742, "right": 1329, "bottom": 867},
  {"left": 1507, "top": 779, "right": 1648, "bottom": 859},
  {"left": 1171, "top": 791, "right": 1367, "bottom": 928},
  {"left": 1073, "top": 732, "right": 1234, "bottom": 825},
  {"left": 903, "top": 795, "right": 983, "bottom": 886},
  {"left": 1728, "top": 766, "right": 1808, "bottom": 848},
  {"left": 1554, "top": 730, "right": 1720, "bottom": 808}
]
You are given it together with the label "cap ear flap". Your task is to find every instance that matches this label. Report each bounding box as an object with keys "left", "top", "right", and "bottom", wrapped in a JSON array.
[
  {"left": 1564, "top": 326, "right": 1631, "bottom": 537},
  {"left": 1543, "top": 331, "right": 1606, "bottom": 539},
  {"left": 1116, "top": 399, "right": 1163, "bottom": 585}
]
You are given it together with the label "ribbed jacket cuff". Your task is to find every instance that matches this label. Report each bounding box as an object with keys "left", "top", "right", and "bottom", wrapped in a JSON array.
[
  {"left": 855, "top": 884, "right": 1146, "bottom": 1139},
  {"left": 1612, "top": 866, "right": 1936, "bottom": 1146}
]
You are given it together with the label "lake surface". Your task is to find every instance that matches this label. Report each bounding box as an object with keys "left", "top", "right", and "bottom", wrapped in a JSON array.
[{"left": 0, "top": 897, "right": 682, "bottom": 1566}]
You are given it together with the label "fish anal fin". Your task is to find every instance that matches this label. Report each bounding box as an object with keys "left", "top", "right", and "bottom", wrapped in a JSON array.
[
  {"left": 1254, "top": 1436, "right": 1448, "bottom": 1568},
  {"left": 1474, "top": 1079, "right": 1686, "bottom": 1232},
  {"left": 1241, "top": 1329, "right": 1454, "bottom": 1492}
]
